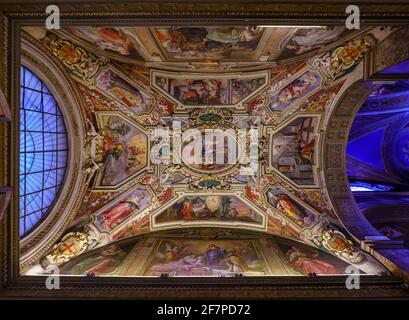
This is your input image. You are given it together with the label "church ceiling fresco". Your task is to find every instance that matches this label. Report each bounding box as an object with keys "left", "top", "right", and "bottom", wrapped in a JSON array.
[
  {"left": 93, "top": 113, "right": 148, "bottom": 188},
  {"left": 153, "top": 195, "right": 265, "bottom": 230},
  {"left": 35, "top": 26, "right": 364, "bottom": 66},
  {"left": 152, "top": 70, "right": 269, "bottom": 109},
  {"left": 51, "top": 230, "right": 364, "bottom": 277},
  {"left": 20, "top": 25, "right": 393, "bottom": 277}
]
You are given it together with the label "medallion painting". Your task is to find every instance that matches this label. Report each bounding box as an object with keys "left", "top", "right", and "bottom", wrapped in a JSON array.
[
  {"left": 180, "top": 129, "right": 238, "bottom": 173},
  {"left": 152, "top": 27, "right": 264, "bottom": 60},
  {"left": 94, "top": 114, "right": 148, "bottom": 187},
  {"left": 154, "top": 195, "right": 264, "bottom": 226}
]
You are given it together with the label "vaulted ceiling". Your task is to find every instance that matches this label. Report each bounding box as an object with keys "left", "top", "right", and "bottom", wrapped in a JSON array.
[{"left": 20, "top": 25, "right": 397, "bottom": 277}]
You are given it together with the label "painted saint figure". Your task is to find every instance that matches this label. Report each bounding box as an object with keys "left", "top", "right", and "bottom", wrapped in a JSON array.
[
  {"left": 181, "top": 199, "right": 194, "bottom": 220},
  {"left": 97, "top": 189, "right": 151, "bottom": 231},
  {"left": 269, "top": 71, "right": 321, "bottom": 112},
  {"left": 267, "top": 187, "right": 315, "bottom": 227},
  {"left": 206, "top": 244, "right": 225, "bottom": 266},
  {"left": 285, "top": 246, "right": 341, "bottom": 275}
]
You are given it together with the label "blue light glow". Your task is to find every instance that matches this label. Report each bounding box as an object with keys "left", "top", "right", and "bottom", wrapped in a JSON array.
[
  {"left": 379, "top": 59, "right": 409, "bottom": 75},
  {"left": 347, "top": 128, "right": 386, "bottom": 170},
  {"left": 19, "top": 66, "right": 68, "bottom": 237},
  {"left": 350, "top": 181, "right": 393, "bottom": 192},
  {"left": 397, "top": 133, "right": 409, "bottom": 166}
]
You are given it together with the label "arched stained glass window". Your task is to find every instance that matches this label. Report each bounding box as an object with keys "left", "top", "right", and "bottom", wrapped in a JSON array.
[{"left": 19, "top": 66, "right": 68, "bottom": 237}]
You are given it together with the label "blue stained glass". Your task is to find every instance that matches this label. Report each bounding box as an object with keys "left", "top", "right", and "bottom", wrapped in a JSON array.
[
  {"left": 24, "top": 110, "right": 43, "bottom": 131},
  {"left": 19, "top": 109, "right": 25, "bottom": 131},
  {"left": 19, "top": 180, "right": 25, "bottom": 196},
  {"left": 28, "top": 212, "right": 43, "bottom": 227},
  {"left": 25, "top": 133, "right": 35, "bottom": 152},
  {"left": 24, "top": 69, "right": 42, "bottom": 91},
  {"left": 25, "top": 214, "right": 37, "bottom": 231},
  {"left": 19, "top": 66, "right": 68, "bottom": 238},
  {"left": 56, "top": 168, "right": 66, "bottom": 184},
  {"left": 27, "top": 154, "right": 43, "bottom": 173},
  {"left": 23, "top": 89, "right": 42, "bottom": 111},
  {"left": 42, "top": 85, "right": 50, "bottom": 94},
  {"left": 19, "top": 219, "right": 25, "bottom": 235},
  {"left": 350, "top": 186, "right": 373, "bottom": 191},
  {"left": 57, "top": 116, "right": 65, "bottom": 132},
  {"left": 397, "top": 133, "right": 409, "bottom": 165},
  {"left": 43, "top": 94, "right": 56, "bottom": 114},
  {"left": 43, "top": 133, "right": 56, "bottom": 150},
  {"left": 43, "top": 188, "right": 56, "bottom": 207},
  {"left": 25, "top": 192, "right": 42, "bottom": 212},
  {"left": 20, "top": 88, "right": 25, "bottom": 108},
  {"left": 57, "top": 134, "right": 67, "bottom": 148},
  {"left": 19, "top": 135, "right": 25, "bottom": 153},
  {"left": 26, "top": 132, "right": 44, "bottom": 152},
  {"left": 44, "top": 114, "right": 57, "bottom": 133},
  {"left": 25, "top": 173, "right": 44, "bottom": 194},
  {"left": 44, "top": 152, "right": 57, "bottom": 170},
  {"left": 44, "top": 172, "right": 57, "bottom": 189}
]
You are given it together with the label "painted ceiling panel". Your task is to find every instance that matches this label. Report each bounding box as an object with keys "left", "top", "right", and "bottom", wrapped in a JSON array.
[
  {"left": 19, "top": 25, "right": 391, "bottom": 277},
  {"left": 53, "top": 231, "right": 374, "bottom": 277}
]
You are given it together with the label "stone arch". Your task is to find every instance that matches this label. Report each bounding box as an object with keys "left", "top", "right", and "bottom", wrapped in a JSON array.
[
  {"left": 323, "top": 81, "right": 381, "bottom": 240},
  {"left": 19, "top": 35, "right": 88, "bottom": 269},
  {"left": 322, "top": 28, "right": 409, "bottom": 278}
]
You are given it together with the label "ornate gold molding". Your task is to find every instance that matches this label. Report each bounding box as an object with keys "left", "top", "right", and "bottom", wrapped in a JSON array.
[{"left": 1, "top": 2, "right": 409, "bottom": 18}]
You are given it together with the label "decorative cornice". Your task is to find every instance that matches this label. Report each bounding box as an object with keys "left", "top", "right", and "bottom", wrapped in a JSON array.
[
  {"left": 1, "top": 275, "right": 408, "bottom": 299},
  {"left": 2, "top": 3, "right": 409, "bottom": 297},
  {"left": 0, "top": 2, "right": 408, "bottom": 22}
]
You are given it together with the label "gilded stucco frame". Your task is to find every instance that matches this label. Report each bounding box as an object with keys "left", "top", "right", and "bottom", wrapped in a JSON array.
[{"left": 2, "top": 1, "right": 409, "bottom": 299}]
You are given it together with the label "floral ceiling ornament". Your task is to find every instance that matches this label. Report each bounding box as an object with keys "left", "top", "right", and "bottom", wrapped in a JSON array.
[
  {"left": 300, "top": 218, "right": 364, "bottom": 264},
  {"left": 298, "top": 80, "right": 346, "bottom": 113},
  {"left": 44, "top": 33, "right": 107, "bottom": 82},
  {"left": 48, "top": 232, "right": 89, "bottom": 265},
  {"left": 311, "top": 34, "right": 376, "bottom": 85},
  {"left": 321, "top": 228, "right": 364, "bottom": 263},
  {"left": 47, "top": 224, "right": 109, "bottom": 266},
  {"left": 188, "top": 177, "right": 233, "bottom": 191}
]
